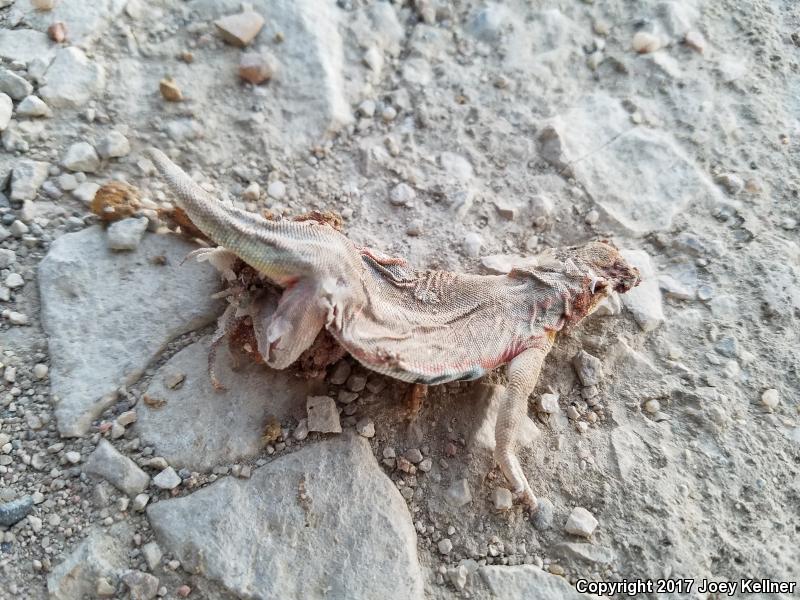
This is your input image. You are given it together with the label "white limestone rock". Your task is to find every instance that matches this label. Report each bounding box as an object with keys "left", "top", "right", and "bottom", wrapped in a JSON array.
[
  {"left": 0, "top": 29, "right": 56, "bottom": 65},
  {"left": 16, "top": 95, "right": 53, "bottom": 118},
  {"left": 147, "top": 434, "right": 424, "bottom": 600},
  {"left": 0, "top": 93, "right": 11, "bottom": 131},
  {"left": 152, "top": 467, "right": 181, "bottom": 490},
  {"left": 47, "top": 523, "right": 132, "bottom": 600},
  {"left": 38, "top": 227, "right": 220, "bottom": 436},
  {"left": 40, "top": 47, "right": 106, "bottom": 109},
  {"left": 137, "top": 338, "right": 320, "bottom": 471},
  {"left": 539, "top": 93, "right": 722, "bottom": 233},
  {"left": 478, "top": 565, "right": 592, "bottom": 599},
  {"left": 565, "top": 506, "right": 599, "bottom": 537},
  {"left": 96, "top": 130, "right": 130, "bottom": 158},
  {"left": 62, "top": 141, "right": 100, "bottom": 173},
  {"left": 0, "top": 67, "right": 33, "bottom": 100},
  {"left": 10, "top": 159, "right": 49, "bottom": 201},
  {"left": 620, "top": 249, "right": 665, "bottom": 332}
]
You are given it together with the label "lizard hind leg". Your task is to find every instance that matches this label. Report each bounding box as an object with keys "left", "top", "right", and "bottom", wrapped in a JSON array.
[
  {"left": 207, "top": 301, "right": 239, "bottom": 390},
  {"left": 494, "top": 346, "right": 551, "bottom": 509},
  {"left": 405, "top": 383, "right": 428, "bottom": 422}
]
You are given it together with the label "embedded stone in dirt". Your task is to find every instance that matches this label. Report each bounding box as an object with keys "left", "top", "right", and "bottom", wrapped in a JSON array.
[
  {"left": 47, "top": 523, "right": 132, "bottom": 600},
  {"left": 40, "top": 47, "right": 106, "bottom": 108},
  {"left": 477, "top": 565, "right": 592, "bottom": 599},
  {"left": 619, "top": 249, "right": 665, "bottom": 332},
  {"left": 38, "top": 227, "right": 220, "bottom": 436},
  {"left": 137, "top": 338, "right": 321, "bottom": 472},
  {"left": 565, "top": 506, "right": 599, "bottom": 537},
  {"left": 147, "top": 434, "right": 424, "bottom": 600},
  {"left": 215, "top": 10, "right": 265, "bottom": 47},
  {"left": 84, "top": 439, "right": 150, "bottom": 495},
  {"left": 539, "top": 93, "right": 722, "bottom": 233}
]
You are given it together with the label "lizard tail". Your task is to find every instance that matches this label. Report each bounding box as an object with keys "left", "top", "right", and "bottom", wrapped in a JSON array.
[{"left": 147, "top": 147, "right": 228, "bottom": 221}]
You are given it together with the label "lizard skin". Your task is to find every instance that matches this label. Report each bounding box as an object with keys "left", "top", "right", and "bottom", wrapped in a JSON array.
[{"left": 148, "top": 148, "right": 641, "bottom": 508}]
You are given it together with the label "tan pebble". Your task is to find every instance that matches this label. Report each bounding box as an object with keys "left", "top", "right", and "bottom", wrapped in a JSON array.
[
  {"left": 684, "top": 30, "right": 706, "bottom": 54},
  {"left": 179, "top": 51, "right": 194, "bottom": 64},
  {"left": 159, "top": 77, "right": 183, "bottom": 102},
  {"left": 31, "top": 0, "right": 57, "bottom": 9},
  {"left": 214, "top": 10, "right": 265, "bottom": 47},
  {"left": 47, "top": 22, "right": 67, "bottom": 43},
  {"left": 632, "top": 31, "right": 661, "bottom": 54},
  {"left": 239, "top": 52, "right": 277, "bottom": 85}
]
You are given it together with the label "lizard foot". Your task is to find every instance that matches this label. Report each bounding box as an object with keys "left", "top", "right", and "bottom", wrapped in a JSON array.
[
  {"left": 512, "top": 484, "right": 538, "bottom": 511},
  {"left": 495, "top": 448, "right": 538, "bottom": 510}
]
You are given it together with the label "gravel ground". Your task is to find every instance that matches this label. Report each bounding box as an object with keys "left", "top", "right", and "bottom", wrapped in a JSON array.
[{"left": 0, "top": 1, "right": 798, "bottom": 599}]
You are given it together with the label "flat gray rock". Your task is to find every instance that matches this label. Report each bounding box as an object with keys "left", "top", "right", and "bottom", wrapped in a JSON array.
[
  {"left": 38, "top": 227, "right": 220, "bottom": 436},
  {"left": 84, "top": 439, "right": 150, "bottom": 495},
  {"left": 540, "top": 93, "right": 721, "bottom": 233},
  {"left": 40, "top": 47, "right": 106, "bottom": 109},
  {"left": 0, "top": 28, "right": 56, "bottom": 65},
  {"left": 7, "top": 0, "right": 127, "bottom": 45},
  {"left": 47, "top": 523, "right": 132, "bottom": 600},
  {"left": 620, "top": 249, "right": 665, "bottom": 332},
  {"left": 137, "top": 338, "right": 321, "bottom": 471},
  {"left": 477, "top": 565, "right": 592, "bottom": 599},
  {"left": 148, "top": 434, "right": 424, "bottom": 600}
]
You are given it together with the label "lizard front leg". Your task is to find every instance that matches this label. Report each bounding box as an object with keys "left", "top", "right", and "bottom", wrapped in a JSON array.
[
  {"left": 494, "top": 344, "right": 552, "bottom": 509},
  {"left": 252, "top": 278, "right": 328, "bottom": 370}
]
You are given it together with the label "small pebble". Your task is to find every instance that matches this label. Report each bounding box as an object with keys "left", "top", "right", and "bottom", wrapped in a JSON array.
[
  {"left": 644, "top": 399, "right": 661, "bottom": 414},
  {"left": 404, "top": 448, "right": 423, "bottom": 464},
  {"left": 153, "top": 467, "right": 181, "bottom": 490},
  {"left": 445, "top": 479, "right": 472, "bottom": 507},
  {"left": 132, "top": 494, "right": 150, "bottom": 512},
  {"left": 215, "top": 10, "right": 265, "bottom": 47},
  {"left": 537, "top": 393, "right": 559, "bottom": 414},
  {"left": 389, "top": 182, "right": 415, "bottom": 206},
  {"left": 761, "top": 389, "right": 779, "bottom": 410},
  {"left": 239, "top": 52, "right": 277, "bottom": 85},
  {"left": 356, "top": 417, "right": 375, "bottom": 438},
  {"left": 159, "top": 78, "right": 183, "bottom": 102},
  {"left": 492, "top": 487, "right": 513, "bottom": 511},
  {"left": 632, "top": 31, "right": 662, "bottom": 53},
  {"left": 438, "top": 538, "right": 453, "bottom": 554},
  {"left": 267, "top": 180, "right": 286, "bottom": 200},
  {"left": 47, "top": 22, "right": 67, "bottom": 43},
  {"left": 572, "top": 350, "right": 603, "bottom": 386},
  {"left": 684, "top": 31, "right": 706, "bottom": 54},
  {"left": 565, "top": 506, "right": 599, "bottom": 537}
]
